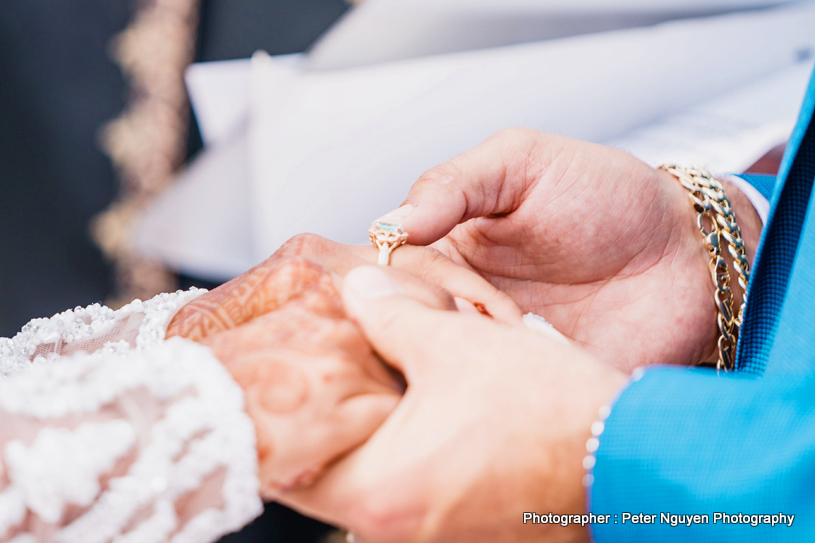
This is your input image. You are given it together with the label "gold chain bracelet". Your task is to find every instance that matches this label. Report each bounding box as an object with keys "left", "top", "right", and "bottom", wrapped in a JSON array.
[{"left": 660, "top": 165, "right": 751, "bottom": 371}]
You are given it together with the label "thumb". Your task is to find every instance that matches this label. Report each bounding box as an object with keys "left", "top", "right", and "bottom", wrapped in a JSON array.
[
  {"left": 342, "top": 266, "right": 452, "bottom": 382},
  {"left": 374, "top": 128, "right": 545, "bottom": 245}
]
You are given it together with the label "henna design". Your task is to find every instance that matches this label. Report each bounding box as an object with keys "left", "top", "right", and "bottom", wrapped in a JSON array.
[
  {"left": 165, "top": 236, "right": 475, "bottom": 494},
  {"left": 168, "top": 250, "right": 404, "bottom": 493},
  {"left": 167, "top": 256, "right": 339, "bottom": 341}
]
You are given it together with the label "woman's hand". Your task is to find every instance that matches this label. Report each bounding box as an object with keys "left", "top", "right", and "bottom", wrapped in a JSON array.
[
  {"left": 166, "top": 234, "right": 523, "bottom": 343},
  {"left": 165, "top": 236, "right": 524, "bottom": 495},
  {"left": 277, "top": 266, "right": 628, "bottom": 543},
  {"left": 375, "top": 128, "right": 763, "bottom": 371}
]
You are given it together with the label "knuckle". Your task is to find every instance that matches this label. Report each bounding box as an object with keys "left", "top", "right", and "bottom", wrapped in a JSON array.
[
  {"left": 416, "top": 160, "right": 464, "bottom": 188},
  {"left": 415, "top": 244, "right": 447, "bottom": 264},
  {"left": 271, "top": 253, "right": 328, "bottom": 279},
  {"left": 375, "top": 301, "right": 448, "bottom": 357},
  {"left": 403, "top": 244, "right": 447, "bottom": 272},
  {"left": 420, "top": 284, "right": 457, "bottom": 313},
  {"left": 492, "top": 126, "right": 536, "bottom": 144},
  {"left": 352, "top": 487, "right": 418, "bottom": 543},
  {"left": 374, "top": 300, "right": 410, "bottom": 336},
  {"left": 494, "top": 128, "right": 549, "bottom": 188},
  {"left": 412, "top": 249, "right": 458, "bottom": 309},
  {"left": 274, "top": 233, "right": 328, "bottom": 257},
  {"left": 492, "top": 126, "right": 520, "bottom": 140},
  {"left": 278, "top": 254, "right": 316, "bottom": 272},
  {"left": 264, "top": 255, "right": 333, "bottom": 294}
]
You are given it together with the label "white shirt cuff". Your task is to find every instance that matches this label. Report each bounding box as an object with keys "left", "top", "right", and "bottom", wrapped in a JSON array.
[{"left": 720, "top": 173, "right": 770, "bottom": 225}]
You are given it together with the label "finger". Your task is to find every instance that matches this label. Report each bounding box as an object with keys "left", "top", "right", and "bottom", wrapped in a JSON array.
[
  {"left": 201, "top": 301, "right": 404, "bottom": 392},
  {"left": 454, "top": 296, "right": 480, "bottom": 314},
  {"left": 374, "top": 128, "right": 549, "bottom": 245},
  {"left": 346, "top": 244, "right": 524, "bottom": 324},
  {"left": 167, "top": 255, "right": 334, "bottom": 341},
  {"left": 168, "top": 245, "right": 456, "bottom": 343},
  {"left": 337, "top": 267, "right": 458, "bottom": 315},
  {"left": 258, "top": 392, "right": 400, "bottom": 498},
  {"left": 388, "top": 245, "right": 523, "bottom": 324},
  {"left": 341, "top": 265, "right": 463, "bottom": 382},
  {"left": 264, "top": 233, "right": 513, "bottom": 321},
  {"left": 522, "top": 312, "right": 570, "bottom": 345},
  {"left": 275, "top": 234, "right": 459, "bottom": 314}
]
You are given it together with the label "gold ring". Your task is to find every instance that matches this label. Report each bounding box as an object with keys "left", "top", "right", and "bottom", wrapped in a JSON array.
[{"left": 368, "top": 221, "right": 408, "bottom": 266}]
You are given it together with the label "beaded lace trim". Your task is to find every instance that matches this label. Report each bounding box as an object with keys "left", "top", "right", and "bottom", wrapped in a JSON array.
[
  {"left": 0, "top": 289, "right": 205, "bottom": 377},
  {"left": 0, "top": 290, "right": 262, "bottom": 542}
]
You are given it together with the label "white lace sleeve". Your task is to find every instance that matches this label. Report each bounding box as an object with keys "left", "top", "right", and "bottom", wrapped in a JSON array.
[
  {"left": 0, "top": 289, "right": 207, "bottom": 376},
  {"left": 0, "top": 291, "right": 263, "bottom": 542}
]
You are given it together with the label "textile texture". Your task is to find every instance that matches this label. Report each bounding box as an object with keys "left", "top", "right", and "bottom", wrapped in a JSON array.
[
  {"left": 591, "top": 67, "right": 815, "bottom": 541},
  {"left": 737, "top": 68, "right": 815, "bottom": 374}
]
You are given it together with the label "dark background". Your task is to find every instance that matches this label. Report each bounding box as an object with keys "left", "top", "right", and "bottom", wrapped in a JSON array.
[
  {"left": 0, "top": 0, "right": 349, "bottom": 336},
  {"left": 0, "top": 1, "right": 349, "bottom": 540}
]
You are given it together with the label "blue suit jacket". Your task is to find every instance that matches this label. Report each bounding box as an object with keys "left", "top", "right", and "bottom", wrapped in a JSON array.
[{"left": 591, "top": 65, "right": 815, "bottom": 542}]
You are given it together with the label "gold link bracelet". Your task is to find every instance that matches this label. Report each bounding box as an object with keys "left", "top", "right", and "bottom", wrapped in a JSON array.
[{"left": 660, "top": 165, "right": 751, "bottom": 371}]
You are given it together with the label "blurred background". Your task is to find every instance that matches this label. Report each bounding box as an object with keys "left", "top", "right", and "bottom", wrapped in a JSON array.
[
  {"left": 0, "top": 0, "right": 350, "bottom": 337},
  {"left": 1, "top": 0, "right": 813, "bottom": 541},
  {"left": 0, "top": 1, "right": 347, "bottom": 540}
]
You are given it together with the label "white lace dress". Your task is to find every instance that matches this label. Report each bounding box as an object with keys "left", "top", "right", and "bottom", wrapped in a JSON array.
[{"left": 0, "top": 290, "right": 263, "bottom": 543}]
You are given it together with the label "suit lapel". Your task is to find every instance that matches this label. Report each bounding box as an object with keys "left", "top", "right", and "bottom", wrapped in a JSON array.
[{"left": 737, "top": 68, "right": 815, "bottom": 374}]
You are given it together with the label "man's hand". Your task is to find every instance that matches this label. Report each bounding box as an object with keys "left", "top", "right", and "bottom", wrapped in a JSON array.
[
  {"left": 277, "top": 266, "right": 628, "bottom": 543},
  {"left": 375, "top": 128, "right": 763, "bottom": 371}
]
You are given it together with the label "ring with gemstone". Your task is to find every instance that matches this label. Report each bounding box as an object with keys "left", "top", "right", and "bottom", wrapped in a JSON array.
[{"left": 368, "top": 221, "right": 409, "bottom": 266}]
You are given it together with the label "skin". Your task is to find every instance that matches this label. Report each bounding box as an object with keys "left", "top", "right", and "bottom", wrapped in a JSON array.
[
  {"left": 277, "top": 266, "right": 627, "bottom": 543},
  {"left": 166, "top": 237, "right": 522, "bottom": 495},
  {"left": 166, "top": 234, "right": 523, "bottom": 343},
  {"left": 0, "top": 128, "right": 764, "bottom": 541},
  {"left": 272, "top": 129, "right": 764, "bottom": 541},
  {"left": 375, "top": 128, "right": 763, "bottom": 372},
  {"left": 0, "top": 239, "right": 516, "bottom": 538}
]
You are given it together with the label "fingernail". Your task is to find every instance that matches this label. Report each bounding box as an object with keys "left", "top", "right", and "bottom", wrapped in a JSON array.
[
  {"left": 345, "top": 266, "right": 403, "bottom": 300},
  {"left": 454, "top": 297, "right": 478, "bottom": 313},
  {"left": 375, "top": 204, "right": 414, "bottom": 225},
  {"left": 522, "top": 313, "right": 570, "bottom": 344}
]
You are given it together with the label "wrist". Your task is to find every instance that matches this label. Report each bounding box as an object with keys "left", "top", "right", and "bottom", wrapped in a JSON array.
[
  {"left": 662, "top": 166, "right": 761, "bottom": 368},
  {"left": 561, "top": 360, "right": 628, "bottom": 542},
  {"left": 718, "top": 177, "right": 764, "bottom": 264},
  {"left": 659, "top": 167, "right": 722, "bottom": 366},
  {"left": 718, "top": 175, "right": 762, "bottom": 264},
  {"left": 716, "top": 176, "right": 762, "bottom": 331},
  {"left": 580, "top": 367, "right": 633, "bottom": 534}
]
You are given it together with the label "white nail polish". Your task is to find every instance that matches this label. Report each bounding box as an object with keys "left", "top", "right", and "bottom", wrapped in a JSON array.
[
  {"left": 522, "top": 313, "right": 569, "bottom": 344},
  {"left": 454, "top": 297, "right": 479, "bottom": 313},
  {"left": 375, "top": 204, "right": 414, "bottom": 224}
]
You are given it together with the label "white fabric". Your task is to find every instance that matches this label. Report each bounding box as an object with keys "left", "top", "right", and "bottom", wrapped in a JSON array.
[
  {"left": 723, "top": 173, "right": 771, "bottom": 225},
  {"left": 308, "top": 0, "right": 799, "bottom": 70},
  {"left": 249, "top": 4, "right": 815, "bottom": 258},
  {"left": 606, "top": 59, "right": 813, "bottom": 174},
  {"left": 0, "top": 290, "right": 263, "bottom": 543},
  {"left": 136, "top": 4, "right": 814, "bottom": 281}
]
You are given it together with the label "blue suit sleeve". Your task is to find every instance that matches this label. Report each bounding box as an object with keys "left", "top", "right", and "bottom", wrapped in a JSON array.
[
  {"left": 590, "top": 366, "right": 815, "bottom": 542},
  {"left": 732, "top": 173, "right": 778, "bottom": 202}
]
